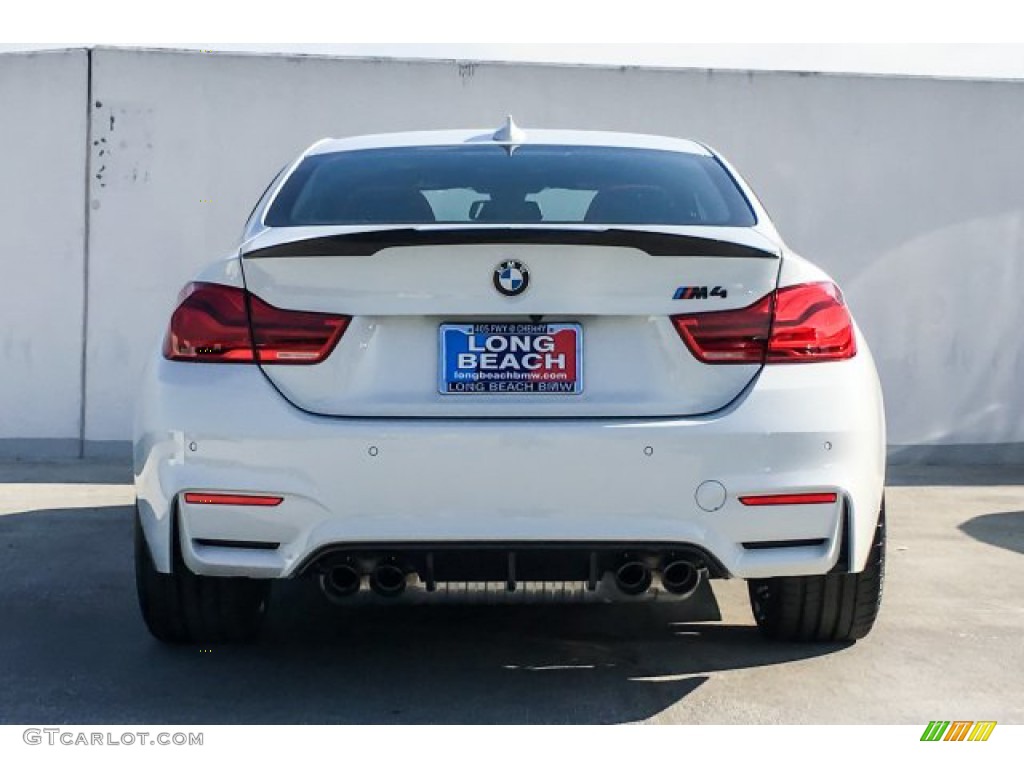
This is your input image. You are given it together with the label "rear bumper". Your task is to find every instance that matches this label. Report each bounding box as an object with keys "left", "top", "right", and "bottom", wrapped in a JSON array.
[{"left": 134, "top": 342, "right": 885, "bottom": 582}]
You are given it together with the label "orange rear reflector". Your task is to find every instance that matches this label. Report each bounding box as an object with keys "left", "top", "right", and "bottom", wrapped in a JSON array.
[
  {"left": 739, "top": 492, "right": 838, "bottom": 507},
  {"left": 183, "top": 492, "right": 283, "bottom": 507}
]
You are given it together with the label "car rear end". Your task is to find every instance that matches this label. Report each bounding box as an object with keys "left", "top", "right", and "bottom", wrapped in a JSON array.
[{"left": 134, "top": 127, "right": 886, "bottom": 644}]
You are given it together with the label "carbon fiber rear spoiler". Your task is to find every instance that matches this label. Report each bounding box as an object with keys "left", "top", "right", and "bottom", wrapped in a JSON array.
[{"left": 242, "top": 227, "right": 780, "bottom": 260}]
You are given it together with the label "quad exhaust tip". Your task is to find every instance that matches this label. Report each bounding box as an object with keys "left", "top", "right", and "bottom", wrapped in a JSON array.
[
  {"left": 318, "top": 553, "right": 706, "bottom": 601},
  {"left": 614, "top": 560, "right": 653, "bottom": 595},
  {"left": 320, "top": 562, "right": 361, "bottom": 602},
  {"left": 660, "top": 558, "right": 705, "bottom": 598},
  {"left": 369, "top": 562, "right": 408, "bottom": 598}
]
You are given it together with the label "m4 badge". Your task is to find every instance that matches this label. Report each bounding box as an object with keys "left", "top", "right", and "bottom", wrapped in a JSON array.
[{"left": 673, "top": 285, "right": 728, "bottom": 300}]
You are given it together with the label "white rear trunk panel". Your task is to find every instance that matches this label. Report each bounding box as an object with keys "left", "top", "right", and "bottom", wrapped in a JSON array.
[{"left": 240, "top": 227, "right": 780, "bottom": 418}]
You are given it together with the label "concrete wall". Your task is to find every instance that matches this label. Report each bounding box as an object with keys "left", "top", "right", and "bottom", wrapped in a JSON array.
[
  {"left": 3, "top": 47, "right": 1024, "bottom": 459},
  {"left": 0, "top": 50, "right": 88, "bottom": 457}
]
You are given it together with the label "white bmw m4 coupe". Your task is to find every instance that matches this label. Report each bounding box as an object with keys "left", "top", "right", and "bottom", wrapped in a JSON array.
[{"left": 134, "top": 119, "right": 886, "bottom": 644}]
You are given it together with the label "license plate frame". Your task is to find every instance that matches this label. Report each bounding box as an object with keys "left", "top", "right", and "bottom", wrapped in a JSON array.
[{"left": 438, "top": 322, "right": 583, "bottom": 395}]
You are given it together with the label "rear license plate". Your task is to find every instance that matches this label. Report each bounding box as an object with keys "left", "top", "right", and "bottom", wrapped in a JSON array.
[{"left": 439, "top": 323, "right": 583, "bottom": 395}]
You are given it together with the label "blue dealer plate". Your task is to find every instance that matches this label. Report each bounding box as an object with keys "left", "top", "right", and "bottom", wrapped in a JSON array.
[{"left": 439, "top": 323, "right": 583, "bottom": 395}]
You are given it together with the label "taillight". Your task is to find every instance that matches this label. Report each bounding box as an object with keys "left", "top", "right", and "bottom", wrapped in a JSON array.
[
  {"left": 671, "top": 281, "right": 856, "bottom": 365},
  {"left": 671, "top": 294, "right": 773, "bottom": 364},
  {"left": 248, "top": 293, "right": 350, "bottom": 363},
  {"left": 767, "top": 282, "right": 856, "bottom": 362},
  {"left": 163, "top": 283, "right": 253, "bottom": 362},
  {"left": 163, "top": 282, "right": 349, "bottom": 364}
]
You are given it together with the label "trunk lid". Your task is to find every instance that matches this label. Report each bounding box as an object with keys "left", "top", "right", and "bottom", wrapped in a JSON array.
[{"left": 240, "top": 225, "right": 781, "bottom": 418}]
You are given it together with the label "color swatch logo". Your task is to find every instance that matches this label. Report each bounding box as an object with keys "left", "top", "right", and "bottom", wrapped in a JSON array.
[{"left": 920, "top": 721, "right": 997, "bottom": 742}]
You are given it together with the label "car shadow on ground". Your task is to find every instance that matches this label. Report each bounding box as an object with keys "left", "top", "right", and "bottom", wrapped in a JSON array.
[
  {"left": 0, "top": 505, "right": 852, "bottom": 724},
  {"left": 959, "top": 510, "right": 1024, "bottom": 555}
]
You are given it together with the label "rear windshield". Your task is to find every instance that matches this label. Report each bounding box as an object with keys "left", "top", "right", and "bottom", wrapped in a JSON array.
[{"left": 264, "top": 145, "right": 756, "bottom": 227}]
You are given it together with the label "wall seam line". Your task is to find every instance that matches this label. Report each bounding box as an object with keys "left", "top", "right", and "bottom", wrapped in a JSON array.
[{"left": 77, "top": 48, "right": 93, "bottom": 458}]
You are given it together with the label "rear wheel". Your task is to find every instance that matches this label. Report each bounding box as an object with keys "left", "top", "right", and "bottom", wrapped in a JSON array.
[
  {"left": 134, "top": 507, "right": 270, "bottom": 644},
  {"left": 747, "top": 501, "right": 885, "bottom": 642}
]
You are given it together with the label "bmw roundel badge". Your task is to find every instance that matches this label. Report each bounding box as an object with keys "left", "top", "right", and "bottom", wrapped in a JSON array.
[{"left": 493, "top": 259, "right": 530, "bottom": 297}]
